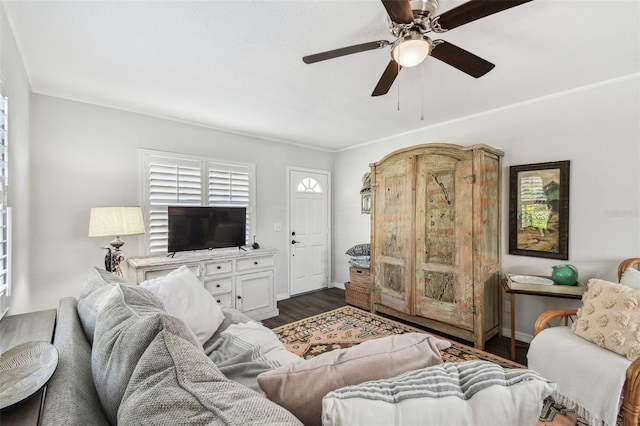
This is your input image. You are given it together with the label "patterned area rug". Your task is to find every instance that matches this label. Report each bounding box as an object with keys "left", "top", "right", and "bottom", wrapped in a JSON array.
[
  {"left": 272, "top": 305, "right": 587, "bottom": 426},
  {"left": 273, "top": 305, "right": 521, "bottom": 367}
]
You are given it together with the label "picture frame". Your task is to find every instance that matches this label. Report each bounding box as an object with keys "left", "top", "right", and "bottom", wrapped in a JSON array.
[{"left": 509, "top": 161, "right": 570, "bottom": 260}]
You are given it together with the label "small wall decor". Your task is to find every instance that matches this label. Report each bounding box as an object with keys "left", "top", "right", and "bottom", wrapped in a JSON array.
[
  {"left": 509, "top": 161, "right": 570, "bottom": 260},
  {"left": 360, "top": 172, "right": 371, "bottom": 214}
]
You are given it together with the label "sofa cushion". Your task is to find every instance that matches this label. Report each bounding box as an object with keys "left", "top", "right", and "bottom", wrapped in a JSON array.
[
  {"left": 40, "top": 297, "right": 110, "bottom": 426},
  {"left": 257, "top": 333, "right": 450, "bottom": 426},
  {"left": 92, "top": 283, "right": 199, "bottom": 424},
  {"left": 572, "top": 278, "right": 640, "bottom": 360},
  {"left": 322, "top": 360, "right": 556, "bottom": 426},
  {"left": 118, "top": 327, "right": 303, "bottom": 425},
  {"left": 140, "top": 265, "right": 225, "bottom": 345},
  {"left": 77, "top": 267, "right": 129, "bottom": 344}
]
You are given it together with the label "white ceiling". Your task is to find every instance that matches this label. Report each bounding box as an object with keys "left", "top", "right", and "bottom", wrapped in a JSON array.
[{"left": 4, "top": 0, "right": 640, "bottom": 151}]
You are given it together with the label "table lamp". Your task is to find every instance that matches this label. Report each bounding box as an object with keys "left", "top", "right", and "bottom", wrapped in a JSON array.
[{"left": 88, "top": 207, "right": 145, "bottom": 276}]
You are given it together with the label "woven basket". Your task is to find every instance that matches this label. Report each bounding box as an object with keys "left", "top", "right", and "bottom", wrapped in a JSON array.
[
  {"left": 349, "top": 266, "right": 370, "bottom": 287},
  {"left": 345, "top": 281, "right": 371, "bottom": 310}
]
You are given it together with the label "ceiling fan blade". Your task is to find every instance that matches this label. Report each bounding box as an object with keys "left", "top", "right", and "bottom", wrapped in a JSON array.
[
  {"left": 381, "top": 0, "right": 414, "bottom": 24},
  {"left": 430, "top": 40, "right": 495, "bottom": 78},
  {"left": 372, "top": 60, "right": 402, "bottom": 97},
  {"left": 434, "top": 0, "right": 533, "bottom": 31},
  {"left": 303, "top": 40, "right": 390, "bottom": 64}
]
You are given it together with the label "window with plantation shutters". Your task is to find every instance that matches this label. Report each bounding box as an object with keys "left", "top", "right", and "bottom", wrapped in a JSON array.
[
  {"left": 208, "top": 162, "right": 251, "bottom": 237},
  {"left": 141, "top": 151, "right": 255, "bottom": 254},
  {"left": 0, "top": 87, "right": 9, "bottom": 318}
]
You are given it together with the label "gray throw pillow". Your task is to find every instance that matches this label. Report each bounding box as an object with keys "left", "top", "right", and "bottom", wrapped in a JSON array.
[
  {"left": 91, "top": 283, "right": 198, "bottom": 424},
  {"left": 77, "top": 267, "right": 129, "bottom": 344},
  {"left": 118, "top": 328, "right": 303, "bottom": 425},
  {"left": 345, "top": 243, "right": 370, "bottom": 256}
]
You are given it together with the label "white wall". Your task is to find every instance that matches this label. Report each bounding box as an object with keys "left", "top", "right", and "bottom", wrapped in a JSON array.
[
  {"left": 11, "top": 95, "right": 332, "bottom": 315},
  {"left": 333, "top": 75, "right": 640, "bottom": 343},
  {"left": 4, "top": 1, "right": 639, "bottom": 339},
  {"left": 1, "top": 3, "right": 32, "bottom": 316}
]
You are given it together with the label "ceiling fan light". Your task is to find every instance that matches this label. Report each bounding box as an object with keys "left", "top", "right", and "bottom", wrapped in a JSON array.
[{"left": 392, "top": 36, "right": 432, "bottom": 67}]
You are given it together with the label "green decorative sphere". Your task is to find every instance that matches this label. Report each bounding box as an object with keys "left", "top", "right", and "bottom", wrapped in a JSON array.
[{"left": 551, "top": 264, "right": 578, "bottom": 286}]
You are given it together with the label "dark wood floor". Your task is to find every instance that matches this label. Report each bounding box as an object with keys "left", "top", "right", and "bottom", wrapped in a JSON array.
[{"left": 263, "top": 288, "right": 529, "bottom": 366}]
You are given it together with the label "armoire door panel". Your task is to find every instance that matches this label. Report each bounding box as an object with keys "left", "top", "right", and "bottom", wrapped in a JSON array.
[
  {"left": 423, "top": 169, "right": 456, "bottom": 265},
  {"left": 372, "top": 157, "right": 415, "bottom": 315},
  {"left": 415, "top": 153, "right": 474, "bottom": 329}
]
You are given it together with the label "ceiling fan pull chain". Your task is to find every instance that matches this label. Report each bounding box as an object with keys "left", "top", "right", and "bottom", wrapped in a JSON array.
[
  {"left": 397, "top": 61, "right": 401, "bottom": 111},
  {"left": 420, "top": 62, "right": 425, "bottom": 121}
]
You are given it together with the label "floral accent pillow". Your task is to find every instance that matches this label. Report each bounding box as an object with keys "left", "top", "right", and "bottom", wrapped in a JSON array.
[{"left": 572, "top": 278, "right": 640, "bottom": 360}]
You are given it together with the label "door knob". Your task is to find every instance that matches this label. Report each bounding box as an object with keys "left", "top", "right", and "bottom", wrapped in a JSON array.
[{"left": 291, "top": 240, "right": 300, "bottom": 245}]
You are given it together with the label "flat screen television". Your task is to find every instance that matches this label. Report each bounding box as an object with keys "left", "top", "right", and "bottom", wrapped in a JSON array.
[{"left": 168, "top": 206, "right": 247, "bottom": 253}]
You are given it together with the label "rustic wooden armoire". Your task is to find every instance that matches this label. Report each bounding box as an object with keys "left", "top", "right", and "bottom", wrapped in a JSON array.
[{"left": 370, "top": 143, "right": 503, "bottom": 349}]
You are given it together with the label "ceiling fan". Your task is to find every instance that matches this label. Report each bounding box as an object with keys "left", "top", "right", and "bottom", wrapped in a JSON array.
[{"left": 302, "top": 0, "right": 533, "bottom": 96}]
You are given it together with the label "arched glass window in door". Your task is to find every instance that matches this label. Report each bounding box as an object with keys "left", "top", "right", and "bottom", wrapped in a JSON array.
[{"left": 297, "top": 177, "right": 323, "bottom": 193}]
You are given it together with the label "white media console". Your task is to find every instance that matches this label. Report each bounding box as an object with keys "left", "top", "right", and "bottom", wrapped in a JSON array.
[{"left": 126, "top": 247, "right": 279, "bottom": 321}]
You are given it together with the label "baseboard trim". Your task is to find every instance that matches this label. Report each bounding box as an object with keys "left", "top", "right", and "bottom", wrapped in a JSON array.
[
  {"left": 333, "top": 281, "right": 345, "bottom": 290},
  {"left": 277, "top": 293, "right": 290, "bottom": 301},
  {"left": 501, "top": 327, "right": 533, "bottom": 344}
]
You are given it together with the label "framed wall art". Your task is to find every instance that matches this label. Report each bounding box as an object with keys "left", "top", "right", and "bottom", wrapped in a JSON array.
[{"left": 509, "top": 160, "right": 570, "bottom": 259}]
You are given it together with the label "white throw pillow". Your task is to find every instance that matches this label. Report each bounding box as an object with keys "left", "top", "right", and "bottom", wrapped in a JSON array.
[
  {"left": 140, "top": 265, "right": 224, "bottom": 345},
  {"left": 322, "top": 360, "right": 556, "bottom": 426},
  {"left": 621, "top": 267, "right": 640, "bottom": 290}
]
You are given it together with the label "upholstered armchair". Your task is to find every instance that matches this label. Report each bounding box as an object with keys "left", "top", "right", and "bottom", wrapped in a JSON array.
[{"left": 528, "top": 258, "right": 640, "bottom": 426}]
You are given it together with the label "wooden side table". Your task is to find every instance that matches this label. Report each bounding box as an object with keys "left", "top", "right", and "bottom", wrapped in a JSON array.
[
  {"left": 501, "top": 277, "right": 585, "bottom": 361},
  {"left": 0, "top": 309, "right": 57, "bottom": 426}
]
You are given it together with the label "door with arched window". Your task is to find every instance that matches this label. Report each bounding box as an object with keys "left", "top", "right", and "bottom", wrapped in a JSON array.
[{"left": 288, "top": 168, "right": 330, "bottom": 295}]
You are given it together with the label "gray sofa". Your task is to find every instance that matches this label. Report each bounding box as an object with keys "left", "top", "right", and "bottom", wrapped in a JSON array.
[{"left": 40, "top": 267, "right": 303, "bottom": 425}]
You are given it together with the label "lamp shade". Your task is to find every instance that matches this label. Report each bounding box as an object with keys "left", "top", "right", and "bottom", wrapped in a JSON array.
[
  {"left": 391, "top": 35, "right": 432, "bottom": 67},
  {"left": 88, "top": 207, "right": 145, "bottom": 237}
]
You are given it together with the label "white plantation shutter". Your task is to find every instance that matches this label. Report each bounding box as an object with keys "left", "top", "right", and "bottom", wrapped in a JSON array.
[
  {"left": 141, "top": 152, "right": 254, "bottom": 254},
  {"left": 208, "top": 162, "right": 251, "bottom": 241},
  {"left": 0, "top": 89, "right": 9, "bottom": 318}
]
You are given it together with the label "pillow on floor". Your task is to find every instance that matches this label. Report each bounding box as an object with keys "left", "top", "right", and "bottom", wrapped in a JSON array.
[
  {"left": 140, "top": 265, "right": 224, "bottom": 345},
  {"left": 257, "top": 333, "right": 450, "bottom": 426},
  {"left": 322, "top": 360, "right": 556, "bottom": 426},
  {"left": 572, "top": 278, "right": 640, "bottom": 360}
]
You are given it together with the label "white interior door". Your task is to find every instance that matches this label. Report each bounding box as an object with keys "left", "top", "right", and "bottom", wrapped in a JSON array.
[{"left": 289, "top": 169, "right": 330, "bottom": 295}]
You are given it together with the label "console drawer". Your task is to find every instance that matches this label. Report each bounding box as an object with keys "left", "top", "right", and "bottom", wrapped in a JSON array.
[
  {"left": 142, "top": 264, "right": 200, "bottom": 281},
  {"left": 211, "top": 292, "right": 232, "bottom": 308},
  {"left": 237, "top": 255, "right": 275, "bottom": 272},
  {"left": 203, "top": 260, "right": 233, "bottom": 276},
  {"left": 205, "top": 277, "right": 233, "bottom": 294}
]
